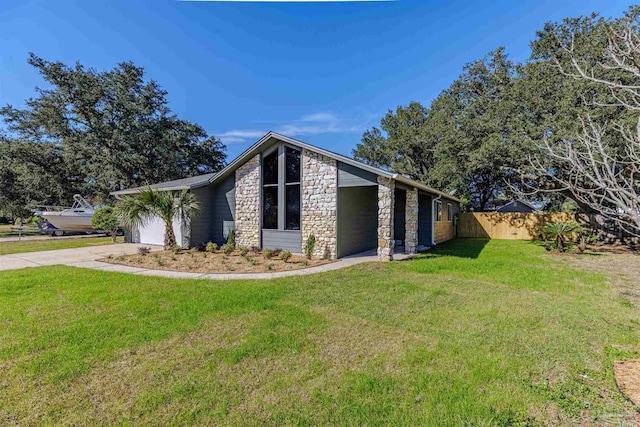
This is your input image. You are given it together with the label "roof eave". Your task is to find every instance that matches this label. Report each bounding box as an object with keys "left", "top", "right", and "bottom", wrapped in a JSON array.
[
  {"left": 392, "top": 174, "right": 461, "bottom": 202},
  {"left": 110, "top": 185, "right": 191, "bottom": 196}
]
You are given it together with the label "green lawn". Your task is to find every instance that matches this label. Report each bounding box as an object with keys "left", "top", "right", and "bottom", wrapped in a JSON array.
[
  {"left": 1, "top": 239, "right": 638, "bottom": 426},
  {"left": 0, "top": 236, "right": 122, "bottom": 255}
]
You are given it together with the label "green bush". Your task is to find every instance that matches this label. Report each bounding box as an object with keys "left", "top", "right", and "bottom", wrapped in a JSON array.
[
  {"left": 304, "top": 234, "right": 316, "bottom": 259},
  {"left": 238, "top": 247, "right": 249, "bottom": 256},
  {"left": 221, "top": 244, "right": 234, "bottom": 255},
  {"left": 262, "top": 248, "right": 274, "bottom": 260},
  {"left": 91, "top": 207, "right": 120, "bottom": 242},
  {"left": 279, "top": 250, "right": 292, "bottom": 262},
  {"left": 206, "top": 241, "right": 218, "bottom": 253}
]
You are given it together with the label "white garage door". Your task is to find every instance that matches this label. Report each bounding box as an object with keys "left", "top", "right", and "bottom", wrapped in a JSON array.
[{"left": 136, "top": 215, "right": 183, "bottom": 247}]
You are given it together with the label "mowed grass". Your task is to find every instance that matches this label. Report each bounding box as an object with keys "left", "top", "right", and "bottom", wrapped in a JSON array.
[
  {"left": 1, "top": 239, "right": 639, "bottom": 426},
  {"left": 0, "top": 236, "right": 122, "bottom": 255}
]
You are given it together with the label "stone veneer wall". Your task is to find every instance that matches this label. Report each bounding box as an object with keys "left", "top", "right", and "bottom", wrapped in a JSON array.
[
  {"left": 404, "top": 188, "right": 418, "bottom": 254},
  {"left": 234, "top": 154, "right": 261, "bottom": 248},
  {"left": 377, "top": 176, "right": 395, "bottom": 261},
  {"left": 301, "top": 149, "right": 337, "bottom": 259}
]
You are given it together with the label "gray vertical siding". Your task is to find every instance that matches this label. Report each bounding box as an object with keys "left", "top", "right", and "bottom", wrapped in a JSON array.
[
  {"left": 418, "top": 193, "right": 432, "bottom": 246},
  {"left": 338, "top": 162, "right": 378, "bottom": 187},
  {"left": 262, "top": 230, "right": 302, "bottom": 253},
  {"left": 336, "top": 186, "right": 378, "bottom": 258},
  {"left": 212, "top": 174, "right": 236, "bottom": 246},
  {"left": 189, "top": 185, "right": 216, "bottom": 247},
  {"left": 393, "top": 188, "right": 406, "bottom": 246}
]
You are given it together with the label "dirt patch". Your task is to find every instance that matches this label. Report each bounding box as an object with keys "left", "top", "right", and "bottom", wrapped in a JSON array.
[
  {"left": 101, "top": 248, "right": 331, "bottom": 274},
  {"left": 614, "top": 359, "right": 640, "bottom": 408}
]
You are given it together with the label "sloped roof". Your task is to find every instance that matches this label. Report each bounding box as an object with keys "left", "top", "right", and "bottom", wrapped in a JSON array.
[{"left": 112, "top": 131, "right": 460, "bottom": 202}]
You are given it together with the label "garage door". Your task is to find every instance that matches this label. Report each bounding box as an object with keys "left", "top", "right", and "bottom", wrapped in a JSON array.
[{"left": 136, "top": 216, "right": 183, "bottom": 247}]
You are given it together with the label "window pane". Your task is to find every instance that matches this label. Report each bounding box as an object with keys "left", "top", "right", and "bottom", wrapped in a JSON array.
[
  {"left": 263, "top": 151, "right": 278, "bottom": 185},
  {"left": 263, "top": 186, "right": 278, "bottom": 229},
  {"left": 286, "top": 184, "right": 300, "bottom": 230},
  {"left": 447, "top": 204, "right": 452, "bottom": 221},
  {"left": 436, "top": 202, "right": 442, "bottom": 222},
  {"left": 285, "top": 147, "right": 300, "bottom": 183}
]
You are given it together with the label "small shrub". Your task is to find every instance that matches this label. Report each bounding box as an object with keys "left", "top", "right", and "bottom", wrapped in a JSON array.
[
  {"left": 137, "top": 246, "right": 151, "bottom": 256},
  {"left": 279, "top": 250, "right": 292, "bottom": 262},
  {"left": 115, "top": 254, "right": 125, "bottom": 261},
  {"left": 171, "top": 255, "right": 177, "bottom": 261},
  {"left": 266, "top": 263, "right": 274, "bottom": 271},
  {"left": 157, "top": 258, "right": 164, "bottom": 266},
  {"left": 194, "top": 242, "right": 206, "bottom": 252},
  {"left": 226, "top": 229, "right": 236, "bottom": 249},
  {"left": 221, "top": 244, "right": 234, "bottom": 255},
  {"left": 170, "top": 245, "right": 181, "bottom": 254},
  {"left": 238, "top": 247, "right": 249, "bottom": 256},
  {"left": 272, "top": 248, "right": 282, "bottom": 257},
  {"left": 262, "top": 248, "right": 274, "bottom": 260},
  {"left": 250, "top": 246, "right": 261, "bottom": 254},
  {"left": 304, "top": 234, "right": 316, "bottom": 259},
  {"left": 206, "top": 241, "right": 218, "bottom": 253},
  {"left": 302, "top": 260, "right": 309, "bottom": 267},
  {"left": 250, "top": 258, "right": 259, "bottom": 266}
]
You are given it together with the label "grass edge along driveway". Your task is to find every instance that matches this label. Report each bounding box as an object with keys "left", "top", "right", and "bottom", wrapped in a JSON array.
[
  {"left": 1, "top": 239, "right": 639, "bottom": 426},
  {"left": 0, "top": 236, "right": 123, "bottom": 255}
]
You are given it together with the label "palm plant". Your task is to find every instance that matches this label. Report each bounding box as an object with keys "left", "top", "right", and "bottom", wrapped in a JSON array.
[
  {"left": 540, "top": 221, "right": 584, "bottom": 252},
  {"left": 117, "top": 188, "right": 199, "bottom": 250}
]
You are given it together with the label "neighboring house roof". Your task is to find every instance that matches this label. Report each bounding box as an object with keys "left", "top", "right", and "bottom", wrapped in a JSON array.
[
  {"left": 496, "top": 200, "right": 537, "bottom": 212},
  {"left": 112, "top": 131, "right": 460, "bottom": 202}
]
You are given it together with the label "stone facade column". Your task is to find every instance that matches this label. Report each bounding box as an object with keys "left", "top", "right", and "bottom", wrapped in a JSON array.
[
  {"left": 234, "top": 154, "right": 261, "bottom": 248},
  {"left": 405, "top": 188, "right": 418, "bottom": 254},
  {"left": 377, "top": 176, "right": 395, "bottom": 261},
  {"left": 301, "top": 149, "right": 337, "bottom": 259}
]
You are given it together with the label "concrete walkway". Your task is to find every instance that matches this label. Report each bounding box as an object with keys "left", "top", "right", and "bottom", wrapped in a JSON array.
[{"left": 0, "top": 243, "right": 415, "bottom": 280}]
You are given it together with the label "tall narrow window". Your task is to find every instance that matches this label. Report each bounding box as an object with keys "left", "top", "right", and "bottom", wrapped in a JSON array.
[
  {"left": 447, "top": 203, "right": 452, "bottom": 222},
  {"left": 262, "top": 150, "right": 278, "bottom": 229},
  {"left": 285, "top": 147, "right": 301, "bottom": 230},
  {"left": 436, "top": 200, "right": 442, "bottom": 222}
]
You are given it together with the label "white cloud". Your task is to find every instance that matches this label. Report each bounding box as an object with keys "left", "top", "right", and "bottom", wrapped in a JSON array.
[{"left": 217, "top": 112, "right": 364, "bottom": 145}]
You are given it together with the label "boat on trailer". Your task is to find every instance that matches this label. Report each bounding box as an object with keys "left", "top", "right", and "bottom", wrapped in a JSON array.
[{"left": 36, "top": 195, "right": 98, "bottom": 236}]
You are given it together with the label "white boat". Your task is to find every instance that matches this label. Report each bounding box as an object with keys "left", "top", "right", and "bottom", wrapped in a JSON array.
[{"left": 39, "top": 195, "right": 98, "bottom": 233}]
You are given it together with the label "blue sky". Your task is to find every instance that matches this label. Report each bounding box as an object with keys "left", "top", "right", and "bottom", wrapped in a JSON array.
[{"left": 0, "top": 0, "right": 635, "bottom": 160}]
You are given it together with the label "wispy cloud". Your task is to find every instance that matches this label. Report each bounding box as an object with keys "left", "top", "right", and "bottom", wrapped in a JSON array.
[{"left": 217, "top": 111, "right": 366, "bottom": 144}]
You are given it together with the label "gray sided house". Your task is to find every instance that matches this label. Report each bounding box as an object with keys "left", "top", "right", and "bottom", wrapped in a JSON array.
[{"left": 112, "top": 132, "right": 460, "bottom": 260}]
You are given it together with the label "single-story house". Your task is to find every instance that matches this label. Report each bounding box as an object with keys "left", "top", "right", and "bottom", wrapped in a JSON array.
[{"left": 112, "top": 132, "right": 460, "bottom": 260}]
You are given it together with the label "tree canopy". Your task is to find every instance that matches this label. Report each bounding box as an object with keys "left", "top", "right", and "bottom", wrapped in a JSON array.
[
  {"left": 354, "top": 48, "right": 526, "bottom": 210},
  {"left": 0, "top": 54, "right": 226, "bottom": 216},
  {"left": 354, "top": 5, "right": 640, "bottom": 223}
]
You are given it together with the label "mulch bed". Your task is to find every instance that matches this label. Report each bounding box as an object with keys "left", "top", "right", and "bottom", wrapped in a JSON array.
[{"left": 102, "top": 248, "right": 332, "bottom": 274}]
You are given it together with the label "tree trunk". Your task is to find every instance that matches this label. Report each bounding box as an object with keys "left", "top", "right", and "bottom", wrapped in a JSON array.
[
  {"left": 556, "top": 235, "right": 565, "bottom": 252},
  {"left": 164, "top": 220, "right": 177, "bottom": 250},
  {"left": 111, "top": 230, "right": 117, "bottom": 243}
]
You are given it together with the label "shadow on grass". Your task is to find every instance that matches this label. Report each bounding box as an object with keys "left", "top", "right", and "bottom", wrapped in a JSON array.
[{"left": 421, "top": 238, "right": 489, "bottom": 259}]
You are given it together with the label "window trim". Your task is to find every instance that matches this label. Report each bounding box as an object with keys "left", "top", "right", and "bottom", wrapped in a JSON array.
[
  {"left": 447, "top": 203, "right": 453, "bottom": 222},
  {"left": 435, "top": 200, "right": 442, "bottom": 222}
]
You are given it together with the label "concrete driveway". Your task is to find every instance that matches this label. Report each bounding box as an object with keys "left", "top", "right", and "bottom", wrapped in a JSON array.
[{"left": 0, "top": 243, "right": 161, "bottom": 271}]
